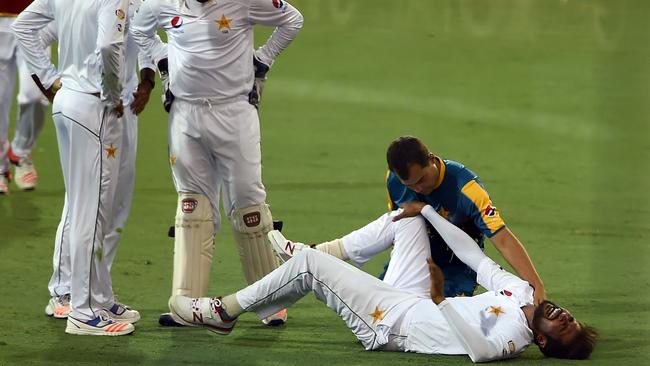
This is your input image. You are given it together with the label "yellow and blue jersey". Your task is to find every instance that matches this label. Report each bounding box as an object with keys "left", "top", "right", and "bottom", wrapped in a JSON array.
[{"left": 385, "top": 157, "right": 506, "bottom": 296}]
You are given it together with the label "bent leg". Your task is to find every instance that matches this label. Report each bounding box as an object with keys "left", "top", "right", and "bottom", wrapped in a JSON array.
[{"left": 237, "top": 250, "right": 418, "bottom": 350}]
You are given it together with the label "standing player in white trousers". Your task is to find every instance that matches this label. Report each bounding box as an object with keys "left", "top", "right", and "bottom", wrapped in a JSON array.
[
  {"left": 171, "top": 203, "right": 597, "bottom": 362},
  {"left": 0, "top": 2, "right": 49, "bottom": 194},
  {"left": 13, "top": 0, "right": 140, "bottom": 336},
  {"left": 41, "top": 2, "right": 165, "bottom": 323},
  {"left": 131, "top": 0, "right": 303, "bottom": 326}
]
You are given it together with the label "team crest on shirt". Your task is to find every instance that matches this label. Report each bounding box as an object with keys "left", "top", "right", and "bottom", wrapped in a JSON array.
[
  {"left": 487, "top": 306, "right": 505, "bottom": 317},
  {"left": 216, "top": 14, "right": 232, "bottom": 32},
  {"left": 484, "top": 204, "right": 497, "bottom": 217},
  {"left": 171, "top": 16, "right": 183, "bottom": 28},
  {"left": 115, "top": 9, "right": 126, "bottom": 20},
  {"left": 499, "top": 289, "right": 513, "bottom": 297}
]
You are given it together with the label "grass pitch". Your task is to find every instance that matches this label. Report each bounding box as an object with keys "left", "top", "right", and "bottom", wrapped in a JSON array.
[{"left": 1, "top": 0, "right": 649, "bottom": 365}]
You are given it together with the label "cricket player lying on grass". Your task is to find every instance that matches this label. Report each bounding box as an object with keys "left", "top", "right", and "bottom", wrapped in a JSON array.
[{"left": 168, "top": 201, "right": 597, "bottom": 362}]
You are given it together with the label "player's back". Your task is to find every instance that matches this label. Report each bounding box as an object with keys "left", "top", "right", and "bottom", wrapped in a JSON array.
[{"left": 52, "top": 0, "right": 102, "bottom": 94}]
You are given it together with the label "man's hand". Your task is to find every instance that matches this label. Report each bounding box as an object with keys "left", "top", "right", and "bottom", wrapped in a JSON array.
[
  {"left": 32, "top": 75, "right": 61, "bottom": 102},
  {"left": 131, "top": 68, "right": 155, "bottom": 115},
  {"left": 113, "top": 100, "right": 124, "bottom": 118},
  {"left": 427, "top": 257, "right": 446, "bottom": 304},
  {"left": 157, "top": 58, "right": 174, "bottom": 113},
  {"left": 131, "top": 80, "right": 153, "bottom": 115},
  {"left": 248, "top": 55, "right": 269, "bottom": 109},
  {"left": 533, "top": 283, "right": 547, "bottom": 305},
  {"left": 392, "top": 201, "right": 427, "bottom": 221}
]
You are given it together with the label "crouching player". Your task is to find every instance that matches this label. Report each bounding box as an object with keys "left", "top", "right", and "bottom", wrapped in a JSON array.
[{"left": 169, "top": 202, "right": 597, "bottom": 362}]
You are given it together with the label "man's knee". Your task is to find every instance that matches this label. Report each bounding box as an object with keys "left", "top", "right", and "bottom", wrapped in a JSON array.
[{"left": 231, "top": 203, "right": 278, "bottom": 284}]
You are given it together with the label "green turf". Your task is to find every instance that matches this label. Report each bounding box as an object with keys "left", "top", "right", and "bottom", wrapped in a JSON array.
[{"left": 1, "top": 0, "right": 649, "bottom": 365}]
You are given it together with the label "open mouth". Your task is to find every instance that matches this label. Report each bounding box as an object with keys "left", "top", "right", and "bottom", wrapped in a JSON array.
[{"left": 544, "top": 303, "right": 562, "bottom": 319}]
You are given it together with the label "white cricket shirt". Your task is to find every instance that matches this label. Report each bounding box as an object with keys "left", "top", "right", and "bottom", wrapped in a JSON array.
[
  {"left": 401, "top": 258, "right": 535, "bottom": 362},
  {"left": 12, "top": 0, "right": 127, "bottom": 103},
  {"left": 131, "top": 0, "right": 303, "bottom": 102}
]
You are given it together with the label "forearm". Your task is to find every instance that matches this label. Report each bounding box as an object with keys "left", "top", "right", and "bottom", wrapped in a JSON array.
[
  {"left": 491, "top": 229, "right": 544, "bottom": 290},
  {"left": 438, "top": 300, "right": 500, "bottom": 363},
  {"left": 251, "top": 2, "right": 304, "bottom": 66},
  {"left": 421, "top": 205, "right": 487, "bottom": 272},
  {"left": 97, "top": 0, "right": 127, "bottom": 104},
  {"left": 11, "top": 7, "right": 58, "bottom": 88}
]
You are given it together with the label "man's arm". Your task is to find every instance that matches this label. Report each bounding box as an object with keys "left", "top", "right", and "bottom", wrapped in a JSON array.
[
  {"left": 11, "top": 0, "right": 59, "bottom": 93},
  {"left": 130, "top": 0, "right": 167, "bottom": 69},
  {"left": 97, "top": 0, "right": 128, "bottom": 114},
  {"left": 428, "top": 258, "right": 504, "bottom": 363},
  {"left": 490, "top": 229, "right": 546, "bottom": 304},
  {"left": 248, "top": 0, "right": 304, "bottom": 67}
]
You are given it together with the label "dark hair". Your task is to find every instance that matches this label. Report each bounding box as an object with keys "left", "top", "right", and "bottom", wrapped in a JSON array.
[
  {"left": 539, "top": 323, "right": 598, "bottom": 359},
  {"left": 386, "top": 136, "right": 430, "bottom": 180}
]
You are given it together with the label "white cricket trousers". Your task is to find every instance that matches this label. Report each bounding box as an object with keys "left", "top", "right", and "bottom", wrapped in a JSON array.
[
  {"left": 0, "top": 18, "right": 49, "bottom": 172},
  {"left": 48, "top": 104, "right": 137, "bottom": 297},
  {"left": 236, "top": 216, "right": 432, "bottom": 350},
  {"left": 341, "top": 210, "right": 433, "bottom": 296},
  {"left": 50, "top": 88, "right": 123, "bottom": 320},
  {"left": 168, "top": 98, "right": 266, "bottom": 230}
]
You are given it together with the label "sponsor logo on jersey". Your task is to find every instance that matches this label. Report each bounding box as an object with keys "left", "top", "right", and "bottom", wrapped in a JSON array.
[
  {"left": 499, "top": 289, "right": 513, "bottom": 297},
  {"left": 182, "top": 198, "right": 198, "bottom": 213},
  {"left": 484, "top": 204, "right": 497, "bottom": 217},
  {"left": 272, "top": 0, "right": 285, "bottom": 10},
  {"left": 171, "top": 16, "right": 183, "bottom": 28},
  {"left": 243, "top": 212, "right": 261, "bottom": 227},
  {"left": 115, "top": 9, "right": 126, "bottom": 20}
]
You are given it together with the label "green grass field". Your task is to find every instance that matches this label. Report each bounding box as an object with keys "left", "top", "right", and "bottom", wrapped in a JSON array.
[{"left": 1, "top": 0, "right": 649, "bottom": 365}]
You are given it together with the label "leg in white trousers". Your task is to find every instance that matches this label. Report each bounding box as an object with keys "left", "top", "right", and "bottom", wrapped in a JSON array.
[
  {"left": 11, "top": 49, "right": 49, "bottom": 159},
  {"left": 236, "top": 249, "right": 421, "bottom": 350},
  {"left": 51, "top": 89, "right": 122, "bottom": 321},
  {"left": 338, "top": 211, "right": 433, "bottom": 296},
  {"left": 0, "top": 44, "right": 17, "bottom": 175},
  {"left": 47, "top": 106, "right": 136, "bottom": 296}
]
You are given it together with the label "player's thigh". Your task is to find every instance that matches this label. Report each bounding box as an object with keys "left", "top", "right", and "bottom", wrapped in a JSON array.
[
  {"left": 217, "top": 101, "right": 266, "bottom": 211},
  {"left": 0, "top": 54, "right": 17, "bottom": 117},
  {"left": 301, "top": 250, "right": 419, "bottom": 350},
  {"left": 168, "top": 101, "right": 218, "bottom": 199},
  {"left": 382, "top": 215, "right": 432, "bottom": 296}
]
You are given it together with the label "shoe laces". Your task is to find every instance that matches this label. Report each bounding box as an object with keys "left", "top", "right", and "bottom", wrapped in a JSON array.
[{"left": 96, "top": 310, "right": 113, "bottom": 324}]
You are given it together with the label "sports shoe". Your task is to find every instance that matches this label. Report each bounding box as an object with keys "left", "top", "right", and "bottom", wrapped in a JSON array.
[
  {"left": 106, "top": 302, "right": 140, "bottom": 324},
  {"left": 0, "top": 172, "right": 9, "bottom": 195},
  {"left": 168, "top": 295, "right": 236, "bottom": 335},
  {"left": 262, "top": 308, "right": 288, "bottom": 326},
  {"left": 8, "top": 149, "right": 37, "bottom": 191},
  {"left": 159, "top": 312, "right": 185, "bottom": 327},
  {"left": 45, "top": 294, "right": 71, "bottom": 319},
  {"left": 65, "top": 311, "right": 134, "bottom": 336},
  {"left": 268, "top": 230, "right": 310, "bottom": 263}
]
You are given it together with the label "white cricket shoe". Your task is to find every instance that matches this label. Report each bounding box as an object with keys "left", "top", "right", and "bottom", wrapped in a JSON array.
[
  {"left": 45, "top": 294, "right": 71, "bottom": 319},
  {"left": 65, "top": 312, "right": 134, "bottom": 336},
  {"left": 14, "top": 158, "right": 38, "bottom": 191},
  {"left": 267, "top": 230, "right": 309, "bottom": 263},
  {"left": 0, "top": 172, "right": 9, "bottom": 195},
  {"left": 8, "top": 149, "right": 37, "bottom": 191},
  {"left": 262, "top": 308, "right": 288, "bottom": 326},
  {"left": 106, "top": 303, "right": 140, "bottom": 324},
  {"left": 168, "top": 295, "right": 237, "bottom": 335}
]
